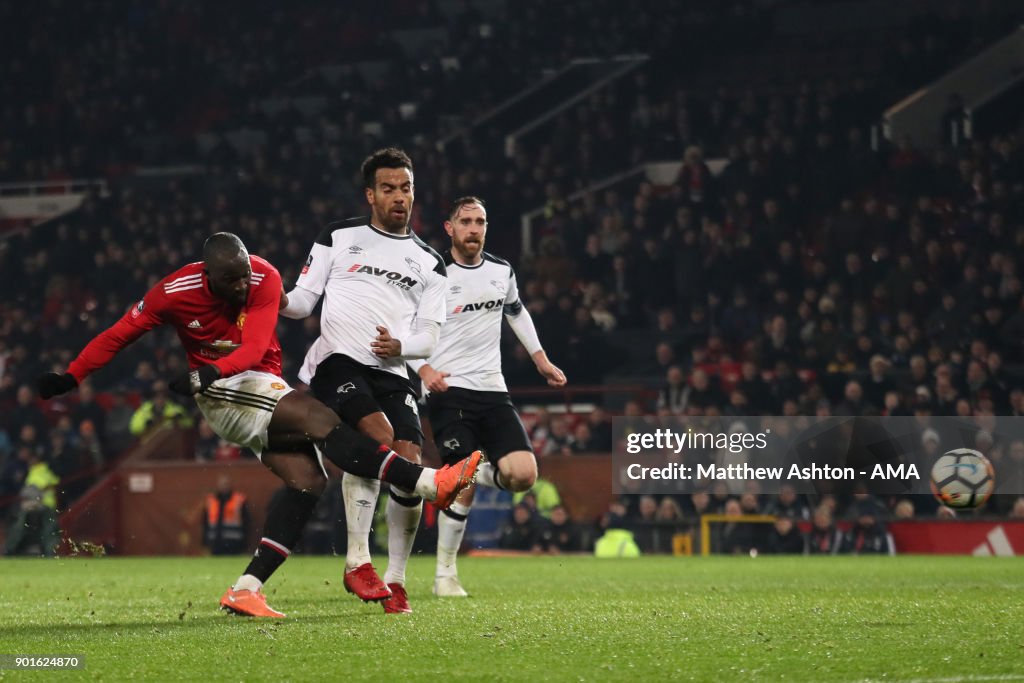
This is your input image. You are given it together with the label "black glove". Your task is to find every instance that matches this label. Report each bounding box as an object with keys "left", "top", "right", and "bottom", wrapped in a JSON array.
[
  {"left": 38, "top": 372, "right": 78, "bottom": 399},
  {"left": 169, "top": 365, "right": 221, "bottom": 396}
]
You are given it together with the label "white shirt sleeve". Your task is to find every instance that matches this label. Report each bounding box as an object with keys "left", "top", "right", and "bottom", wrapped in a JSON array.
[
  {"left": 280, "top": 285, "right": 321, "bottom": 319},
  {"left": 506, "top": 305, "right": 543, "bottom": 355},
  {"left": 294, "top": 240, "right": 332, "bottom": 297},
  {"left": 417, "top": 265, "right": 447, "bottom": 324},
  {"left": 400, "top": 319, "right": 441, "bottom": 359},
  {"left": 503, "top": 270, "right": 524, "bottom": 316}
]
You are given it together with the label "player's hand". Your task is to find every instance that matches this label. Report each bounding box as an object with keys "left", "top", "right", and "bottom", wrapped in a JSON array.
[
  {"left": 419, "top": 366, "right": 450, "bottom": 393},
  {"left": 38, "top": 372, "right": 78, "bottom": 399},
  {"left": 536, "top": 358, "right": 567, "bottom": 387},
  {"left": 371, "top": 325, "right": 402, "bottom": 358},
  {"left": 169, "top": 365, "right": 221, "bottom": 396},
  {"left": 279, "top": 286, "right": 288, "bottom": 310}
]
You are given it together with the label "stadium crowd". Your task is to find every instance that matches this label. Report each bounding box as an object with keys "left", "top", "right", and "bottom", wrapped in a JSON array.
[{"left": 3, "top": 0, "right": 1024, "bottom": 554}]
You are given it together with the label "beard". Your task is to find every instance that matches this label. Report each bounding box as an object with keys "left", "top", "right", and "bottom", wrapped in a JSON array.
[
  {"left": 376, "top": 205, "right": 410, "bottom": 233},
  {"left": 454, "top": 234, "right": 484, "bottom": 259}
]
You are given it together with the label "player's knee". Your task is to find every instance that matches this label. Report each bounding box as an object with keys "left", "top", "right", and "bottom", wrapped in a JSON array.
[{"left": 501, "top": 452, "right": 537, "bottom": 492}]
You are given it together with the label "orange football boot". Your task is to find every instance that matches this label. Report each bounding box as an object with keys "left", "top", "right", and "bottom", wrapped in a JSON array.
[
  {"left": 433, "top": 450, "right": 482, "bottom": 510},
  {"left": 219, "top": 588, "right": 285, "bottom": 618}
]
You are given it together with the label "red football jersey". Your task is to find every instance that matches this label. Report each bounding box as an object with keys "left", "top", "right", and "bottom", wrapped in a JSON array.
[{"left": 67, "top": 255, "right": 284, "bottom": 382}]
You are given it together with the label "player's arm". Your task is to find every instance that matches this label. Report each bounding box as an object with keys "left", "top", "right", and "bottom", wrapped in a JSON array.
[
  {"left": 504, "top": 271, "right": 566, "bottom": 387},
  {"left": 372, "top": 261, "right": 447, "bottom": 359},
  {"left": 39, "top": 292, "right": 165, "bottom": 399},
  {"left": 408, "top": 358, "right": 450, "bottom": 393},
  {"left": 279, "top": 234, "right": 330, "bottom": 319}
]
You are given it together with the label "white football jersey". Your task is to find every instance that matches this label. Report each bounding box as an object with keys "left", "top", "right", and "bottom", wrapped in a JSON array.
[
  {"left": 427, "top": 250, "right": 521, "bottom": 392},
  {"left": 293, "top": 217, "right": 447, "bottom": 382}
]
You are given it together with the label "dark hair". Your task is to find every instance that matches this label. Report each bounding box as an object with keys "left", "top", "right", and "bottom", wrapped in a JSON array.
[
  {"left": 203, "top": 232, "right": 247, "bottom": 264},
  {"left": 361, "top": 147, "right": 413, "bottom": 189},
  {"left": 448, "top": 195, "right": 486, "bottom": 221}
]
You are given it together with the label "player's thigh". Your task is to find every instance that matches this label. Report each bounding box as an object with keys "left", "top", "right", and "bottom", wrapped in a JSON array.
[
  {"left": 261, "top": 450, "right": 327, "bottom": 496},
  {"left": 268, "top": 390, "right": 341, "bottom": 441},
  {"left": 309, "top": 354, "right": 386, "bottom": 432},
  {"left": 377, "top": 389, "right": 424, "bottom": 451},
  {"left": 427, "top": 393, "right": 482, "bottom": 467},
  {"left": 479, "top": 399, "right": 533, "bottom": 466},
  {"left": 196, "top": 371, "right": 293, "bottom": 457}
]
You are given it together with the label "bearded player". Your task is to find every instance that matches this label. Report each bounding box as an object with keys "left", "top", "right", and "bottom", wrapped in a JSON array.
[
  {"left": 38, "top": 232, "right": 480, "bottom": 618},
  {"left": 281, "top": 148, "right": 447, "bottom": 613},
  {"left": 407, "top": 197, "right": 565, "bottom": 597}
]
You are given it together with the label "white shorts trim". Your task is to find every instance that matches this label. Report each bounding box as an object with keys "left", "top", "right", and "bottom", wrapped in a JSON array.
[{"left": 195, "top": 370, "right": 293, "bottom": 457}]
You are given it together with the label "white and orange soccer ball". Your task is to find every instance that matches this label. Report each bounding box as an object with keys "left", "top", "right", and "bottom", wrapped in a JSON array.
[{"left": 930, "top": 448, "right": 995, "bottom": 509}]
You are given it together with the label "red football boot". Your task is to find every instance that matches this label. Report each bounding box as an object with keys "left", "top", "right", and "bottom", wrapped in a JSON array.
[
  {"left": 382, "top": 583, "right": 412, "bottom": 614},
  {"left": 343, "top": 563, "right": 392, "bottom": 602}
]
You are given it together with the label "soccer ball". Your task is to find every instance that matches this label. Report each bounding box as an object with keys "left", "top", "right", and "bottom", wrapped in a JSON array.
[{"left": 930, "top": 448, "right": 995, "bottom": 509}]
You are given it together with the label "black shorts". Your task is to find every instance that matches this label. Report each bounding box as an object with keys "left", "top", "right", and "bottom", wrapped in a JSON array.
[
  {"left": 309, "top": 354, "right": 423, "bottom": 445},
  {"left": 427, "top": 387, "right": 532, "bottom": 466}
]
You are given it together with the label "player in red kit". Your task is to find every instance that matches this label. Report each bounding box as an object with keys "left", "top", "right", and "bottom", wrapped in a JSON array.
[{"left": 38, "top": 233, "right": 480, "bottom": 618}]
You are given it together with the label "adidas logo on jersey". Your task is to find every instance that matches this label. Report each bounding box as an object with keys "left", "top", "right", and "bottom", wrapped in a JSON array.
[
  {"left": 345, "top": 263, "right": 418, "bottom": 290},
  {"left": 188, "top": 319, "right": 202, "bottom": 329},
  {"left": 452, "top": 298, "right": 505, "bottom": 314}
]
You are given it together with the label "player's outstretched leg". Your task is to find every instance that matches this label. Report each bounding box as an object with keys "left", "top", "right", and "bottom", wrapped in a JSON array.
[
  {"left": 221, "top": 451, "right": 325, "bottom": 618},
  {"left": 268, "top": 393, "right": 480, "bottom": 509},
  {"left": 268, "top": 393, "right": 481, "bottom": 603}
]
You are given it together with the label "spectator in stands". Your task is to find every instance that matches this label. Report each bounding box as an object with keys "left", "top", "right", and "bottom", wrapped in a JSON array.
[
  {"left": 836, "top": 380, "right": 874, "bottom": 416},
  {"left": 97, "top": 393, "right": 132, "bottom": 456},
  {"left": 718, "top": 498, "right": 755, "bottom": 555},
  {"left": 764, "top": 516, "right": 806, "bottom": 554},
  {"left": 202, "top": 475, "right": 250, "bottom": 555},
  {"left": 514, "top": 471, "right": 562, "bottom": 519},
  {"left": 1008, "top": 497, "right": 1024, "bottom": 519},
  {"left": 657, "top": 365, "right": 689, "bottom": 414},
  {"left": 687, "top": 369, "right": 725, "bottom": 412},
  {"left": 839, "top": 488, "right": 892, "bottom": 554},
  {"left": 737, "top": 361, "right": 772, "bottom": 413},
  {"left": 570, "top": 422, "right": 598, "bottom": 453},
  {"left": 528, "top": 408, "right": 552, "bottom": 454},
  {"left": 129, "top": 381, "right": 194, "bottom": 437},
  {"left": 72, "top": 382, "right": 107, "bottom": 443},
  {"left": 806, "top": 505, "right": 840, "bottom": 555},
  {"left": 6, "top": 385, "right": 47, "bottom": 438},
  {"left": 863, "top": 355, "right": 896, "bottom": 410},
  {"left": 656, "top": 497, "right": 684, "bottom": 524},
  {"left": 541, "top": 416, "right": 575, "bottom": 456},
  {"left": 499, "top": 503, "right": 542, "bottom": 552},
  {"left": 594, "top": 506, "right": 641, "bottom": 558},
  {"left": 893, "top": 499, "right": 915, "bottom": 519},
  {"left": 539, "top": 504, "right": 582, "bottom": 553},
  {"left": 586, "top": 407, "right": 613, "bottom": 452},
  {"left": 765, "top": 484, "right": 810, "bottom": 520}
]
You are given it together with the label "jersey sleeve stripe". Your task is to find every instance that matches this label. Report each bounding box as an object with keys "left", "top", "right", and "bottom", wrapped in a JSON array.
[
  {"left": 164, "top": 283, "right": 205, "bottom": 294},
  {"left": 165, "top": 273, "right": 203, "bottom": 286}
]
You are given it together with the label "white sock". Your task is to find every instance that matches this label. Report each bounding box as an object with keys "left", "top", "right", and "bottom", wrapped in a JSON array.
[
  {"left": 414, "top": 468, "right": 438, "bottom": 500},
  {"left": 436, "top": 501, "right": 471, "bottom": 579},
  {"left": 234, "top": 574, "right": 262, "bottom": 592},
  {"left": 342, "top": 474, "right": 380, "bottom": 571},
  {"left": 382, "top": 487, "right": 422, "bottom": 586},
  {"left": 475, "top": 461, "right": 502, "bottom": 489}
]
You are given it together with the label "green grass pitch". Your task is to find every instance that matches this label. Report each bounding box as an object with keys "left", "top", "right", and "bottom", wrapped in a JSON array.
[{"left": 0, "top": 555, "right": 1022, "bottom": 682}]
